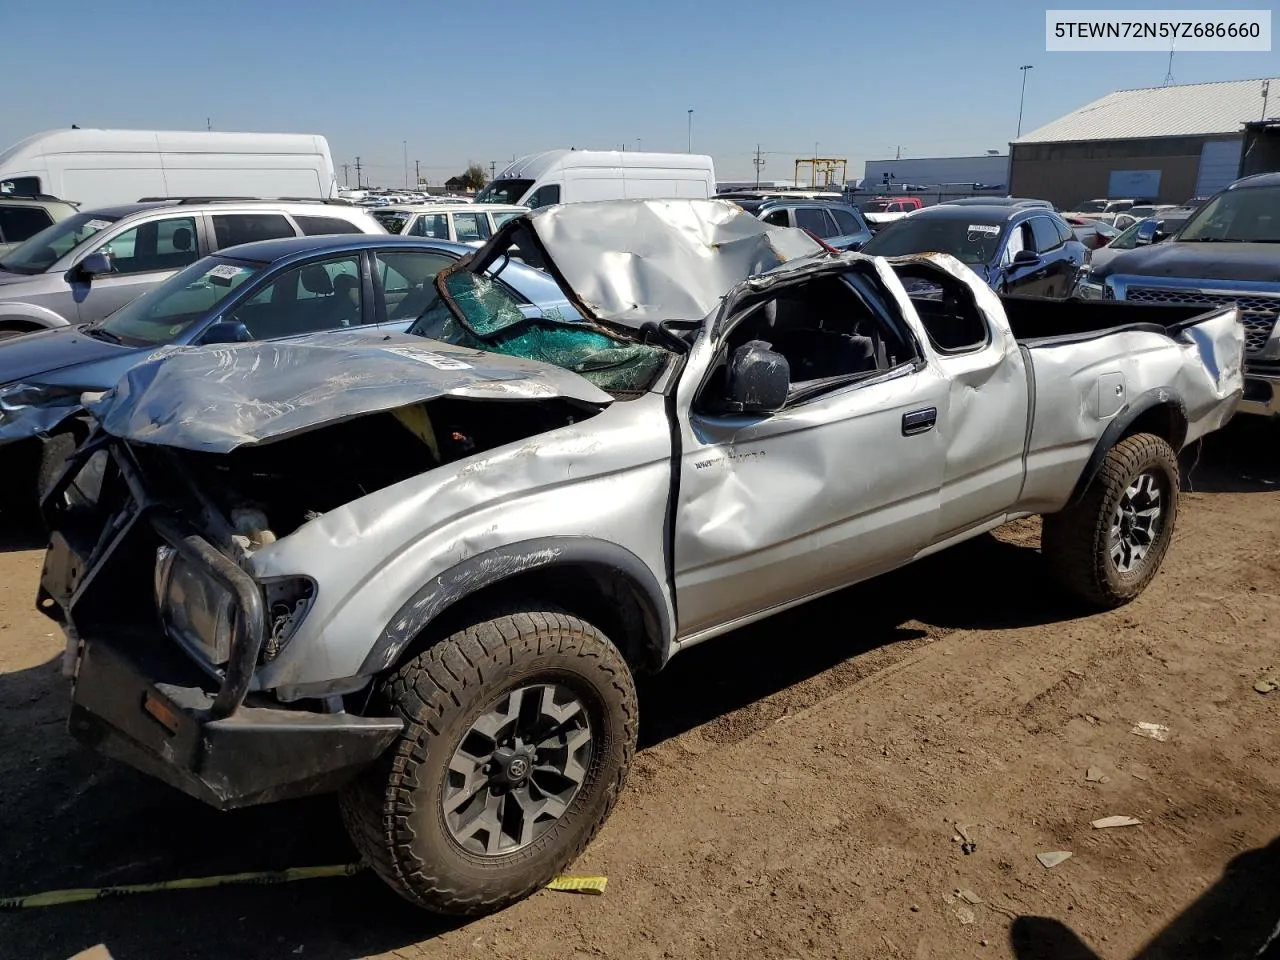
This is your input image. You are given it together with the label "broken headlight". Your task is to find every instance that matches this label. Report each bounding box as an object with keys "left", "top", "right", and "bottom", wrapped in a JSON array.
[{"left": 155, "top": 546, "right": 235, "bottom": 665}]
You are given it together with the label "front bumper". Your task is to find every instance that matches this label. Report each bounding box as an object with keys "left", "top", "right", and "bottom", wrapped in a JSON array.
[
  {"left": 1238, "top": 361, "right": 1280, "bottom": 417},
  {"left": 39, "top": 442, "right": 402, "bottom": 810}
]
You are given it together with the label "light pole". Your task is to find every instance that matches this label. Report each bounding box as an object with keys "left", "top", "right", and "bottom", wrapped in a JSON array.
[
  {"left": 637, "top": 138, "right": 642, "bottom": 152},
  {"left": 1016, "top": 65, "right": 1034, "bottom": 138},
  {"left": 687, "top": 109, "right": 693, "bottom": 152}
]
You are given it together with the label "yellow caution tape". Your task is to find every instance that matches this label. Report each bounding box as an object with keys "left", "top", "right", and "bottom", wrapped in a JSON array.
[
  {"left": 0, "top": 862, "right": 606, "bottom": 909},
  {"left": 545, "top": 875, "right": 608, "bottom": 895}
]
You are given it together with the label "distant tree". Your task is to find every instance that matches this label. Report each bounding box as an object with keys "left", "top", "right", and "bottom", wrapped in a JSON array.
[{"left": 458, "top": 162, "right": 488, "bottom": 192}]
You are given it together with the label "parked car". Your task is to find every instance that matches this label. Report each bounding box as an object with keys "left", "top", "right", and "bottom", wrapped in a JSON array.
[
  {"left": 1075, "top": 171, "right": 1280, "bottom": 417},
  {"left": 1063, "top": 215, "right": 1120, "bottom": 251},
  {"left": 755, "top": 200, "right": 872, "bottom": 250},
  {"left": 0, "top": 199, "right": 384, "bottom": 340},
  {"left": 39, "top": 199, "right": 1242, "bottom": 918},
  {"left": 1068, "top": 198, "right": 1155, "bottom": 216},
  {"left": 859, "top": 196, "right": 922, "bottom": 230},
  {"left": 0, "top": 194, "right": 78, "bottom": 257},
  {"left": 370, "top": 204, "right": 528, "bottom": 245},
  {"left": 1085, "top": 208, "right": 1196, "bottom": 272},
  {"left": 476, "top": 149, "right": 716, "bottom": 208},
  {"left": 860, "top": 203, "right": 1088, "bottom": 298},
  {"left": 0, "top": 233, "right": 578, "bottom": 508}
]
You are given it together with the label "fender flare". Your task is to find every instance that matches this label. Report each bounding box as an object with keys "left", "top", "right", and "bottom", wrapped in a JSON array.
[
  {"left": 357, "top": 537, "right": 673, "bottom": 677},
  {"left": 0, "top": 301, "right": 72, "bottom": 330},
  {"left": 1066, "top": 388, "right": 1188, "bottom": 506}
]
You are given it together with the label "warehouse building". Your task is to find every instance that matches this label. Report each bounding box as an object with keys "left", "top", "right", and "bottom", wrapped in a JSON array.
[
  {"left": 861, "top": 154, "right": 1008, "bottom": 191},
  {"left": 1009, "top": 77, "right": 1278, "bottom": 209}
]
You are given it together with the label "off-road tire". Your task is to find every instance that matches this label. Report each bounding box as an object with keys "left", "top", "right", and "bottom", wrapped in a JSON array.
[
  {"left": 340, "top": 607, "right": 638, "bottom": 916},
  {"left": 1041, "top": 432, "right": 1179, "bottom": 608}
]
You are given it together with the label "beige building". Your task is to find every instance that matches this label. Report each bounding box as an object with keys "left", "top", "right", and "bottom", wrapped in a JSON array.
[{"left": 1009, "top": 77, "right": 1278, "bottom": 208}]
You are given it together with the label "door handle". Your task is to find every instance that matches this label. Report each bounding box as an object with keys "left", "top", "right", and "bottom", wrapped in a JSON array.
[{"left": 902, "top": 407, "right": 937, "bottom": 436}]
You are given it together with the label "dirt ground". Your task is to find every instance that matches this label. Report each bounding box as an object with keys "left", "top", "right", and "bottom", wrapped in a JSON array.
[{"left": 0, "top": 419, "right": 1277, "bottom": 960}]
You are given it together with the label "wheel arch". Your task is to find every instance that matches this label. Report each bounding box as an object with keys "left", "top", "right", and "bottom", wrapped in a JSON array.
[
  {"left": 358, "top": 538, "right": 674, "bottom": 680},
  {"left": 0, "top": 301, "right": 71, "bottom": 333},
  {"left": 1067, "top": 389, "right": 1188, "bottom": 507}
]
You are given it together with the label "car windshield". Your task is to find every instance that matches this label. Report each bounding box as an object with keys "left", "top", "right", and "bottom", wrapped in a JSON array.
[
  {"left": 1178, "top": 186, "right": 1280, "bottom": 242},
  {"left": 410, "top": 269, "right": 668, "bottom": 395},
  {"left": 94, "top": 256, "right": 263, "bottom": 345},
  {"left": 861, "top": 217, "right": 1005, "bottom": 265},
  {"left": 1074, "top": 200, "right": 1107, "bottom": 214},
  {"left": 860, "top": 200, "right": 893, "bottom": 213},
  {"left": 475, "top": 179, "right": 534, "bottom": 204},
  {"left": 1108, "top": 215, "right": 1190, "bottom": 249},
  {"left": 372, "top": 210, "right": 413, "bottom": 234},
  {"left": 0, "top": 212, "right": 118, "bottom": 274}
]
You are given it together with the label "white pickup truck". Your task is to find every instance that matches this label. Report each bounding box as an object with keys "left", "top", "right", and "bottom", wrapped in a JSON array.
[{"left": 38, "top": 199, "right": 1244, "bottom": 918}]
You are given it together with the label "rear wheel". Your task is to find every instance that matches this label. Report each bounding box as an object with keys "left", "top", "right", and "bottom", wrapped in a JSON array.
[
  {"left": 1041, "top": 432, "right": 1178, "bottom": 608},
  {"left": 340, "top": 606, "right": 637, "bottom": 916}
]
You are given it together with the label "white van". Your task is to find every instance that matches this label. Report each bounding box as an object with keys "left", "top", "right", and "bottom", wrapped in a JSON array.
[
  {"left": 0, "top": 129, "right": 339, "bottom": 208},
  {"left": 475, "top": 150, "right": 716, "bottom": 208}
]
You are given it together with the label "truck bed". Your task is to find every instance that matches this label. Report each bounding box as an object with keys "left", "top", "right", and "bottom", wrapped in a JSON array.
[{"left": 998, "top": 295, "right": 1212, "bottom": 343}]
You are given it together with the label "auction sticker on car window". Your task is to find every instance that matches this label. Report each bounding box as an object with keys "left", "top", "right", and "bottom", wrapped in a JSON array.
[
  {"left": 966, "top": 224, "right": 1001, "bottom": 235},
  {"left": 207, "top": 263, "right": 249, "bottom": 284},
  {"left": 84, "top": 219, "right": 112, "bottom": 231},
  {"left": 383, "top": 345, "right": 472, "bottom": 369}
]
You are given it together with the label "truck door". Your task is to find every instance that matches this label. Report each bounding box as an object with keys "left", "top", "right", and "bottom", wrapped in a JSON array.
[
  {"left": 671, "top": 274, "right": 949, "bottom": 639},
  {"left": 906, "top": 268, "right": 1031, "bottom": 541}
]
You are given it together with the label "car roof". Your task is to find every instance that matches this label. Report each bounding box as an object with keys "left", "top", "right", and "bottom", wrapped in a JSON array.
[
  {"left": 71, "top": 199, "right": 373, "bottom": 221},
  {"left": 1229, "top": 172, "right": 1280, "bottom": 190},
  {"left": 907, "top": 204, "right": 1041, "bottom": 224},
  {"left": 380, "top": 203, "right": 527, "bottom": 213},
  {"left": 215, "top": 234, "right": 477, "bottom": 264}
]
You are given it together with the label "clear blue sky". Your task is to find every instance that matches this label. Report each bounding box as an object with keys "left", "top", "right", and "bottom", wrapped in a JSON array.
[{"left": 2, "top": 0, "right": 1274, "bottom": 186}]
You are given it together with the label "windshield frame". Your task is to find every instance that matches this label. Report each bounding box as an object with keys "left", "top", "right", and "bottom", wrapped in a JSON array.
[
  {"left": 860, "top": 215, "right": 1009, "bottom": 266},
  {"left": 474, "top": 179, "right": 534, "bottom": 205},
  {"left": 92, "top": 254, "right": 266, "bottom": 346},
  {"left": 0, "top": 211, "right": 120, "bottom": 274},
  {"left": 1176, "top": 186, "right": 1280, "bottom": 243}
]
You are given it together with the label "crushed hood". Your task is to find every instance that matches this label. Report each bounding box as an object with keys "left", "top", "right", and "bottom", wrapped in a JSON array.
[
  {"left": 523, "top": 199, "right": 824, "bottom": 327},
  {"left": 88, "top": 331, "right": 615, "bottom": 453}
]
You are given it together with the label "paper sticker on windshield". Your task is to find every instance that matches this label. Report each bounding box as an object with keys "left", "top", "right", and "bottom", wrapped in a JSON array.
[
  {"left": 966, "top": 224, "right": 1000, "bottom": 236},
  {"left": 206, "top": 263, "right": 248, "bottom": 285},
  {"left": 84, "top": 219, "right": 112, "bottom": 231},
  {"left": 383, "top": 346, "right": 472, "bottom": 370}
]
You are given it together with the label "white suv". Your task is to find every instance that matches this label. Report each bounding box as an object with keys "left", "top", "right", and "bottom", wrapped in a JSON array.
[
  {"left": 369, "top": 203, "right": 528, "bottom": 245},
  {"left": 0, "top": 199, "right": 386, "bottom": 337}
]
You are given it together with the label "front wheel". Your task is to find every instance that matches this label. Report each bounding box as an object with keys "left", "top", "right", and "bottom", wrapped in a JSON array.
[
  {"left": 340, "top": 607, "right": 638, "bottom": 916},
  {"left": 1041, "top": 432, "right": 1179, "bottom": 608}
]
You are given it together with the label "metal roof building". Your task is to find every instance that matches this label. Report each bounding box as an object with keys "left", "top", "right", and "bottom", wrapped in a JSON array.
[{"left": 1009, "top": 77, "right": 1278, "bottom": 209}]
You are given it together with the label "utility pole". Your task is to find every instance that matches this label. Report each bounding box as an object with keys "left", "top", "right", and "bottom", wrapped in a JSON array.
[
  {"left": 415, "top": 159, "right": 420, "bottom": 187},
  {"left": 753, "top": 144, "right": 765, "bottom": 188},
  {"left": 354, "top": 156, "right": 362, "bottom": 189},
  {"left": 402, "top": 140, "right": 408, "bottom": 188},
  {"left": 206, "top": 117, "right": 211, "bottom": 131},
  {"left": 1016, "top": 64, "right": 1034, "bottom": 138},
  {"left": 687, "top": 109, "right": 693, "bottom": 152},
  {"left": 1263, "top": 79, "right": 1272, "bottom": 121},
  {"left": 342, "top": 163, "right": 350, "bottom": 187},
  {"left": 490, "top": 160, "right": 497, "bottom": 181},
  {"left": 895, "top": 144, "right": 902, "bottom": 160},
  {"left": 637, "top": 138, "right": 642, "bottom": 152}
]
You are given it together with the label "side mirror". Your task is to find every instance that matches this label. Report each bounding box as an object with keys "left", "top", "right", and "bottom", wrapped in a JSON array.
[
  {"left": 77, "top": 251, "right": 113, "bottom": 277},
  {"left": 199, "top": 320, "right": 253, "bottom": 345},
  {"left": 1012, "top": 249, "right": 1041, "bottom": 266},
  {"left": 1134, "top": 220, "right": 1160, "bottom": 246},
  {"left": 723, "top": 340, "right": 789, "bottom": 414}
]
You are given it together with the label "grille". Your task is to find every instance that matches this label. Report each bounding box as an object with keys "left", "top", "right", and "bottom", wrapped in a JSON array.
[{"left": 1124, "top": 287, "right": 1279, "bottom": 353}]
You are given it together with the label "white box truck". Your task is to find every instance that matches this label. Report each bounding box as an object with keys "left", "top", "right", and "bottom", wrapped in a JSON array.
[
  {"left": 474, "top": 149, "right": 716, "bottom": 208},
  {"left": 0, "top": 129, "right": 339, "bottom": 208}
]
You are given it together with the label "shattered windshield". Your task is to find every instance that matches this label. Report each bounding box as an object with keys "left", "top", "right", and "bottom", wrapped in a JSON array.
[{"left": 410, "top": 270, "right": 668, "bottom": 395}]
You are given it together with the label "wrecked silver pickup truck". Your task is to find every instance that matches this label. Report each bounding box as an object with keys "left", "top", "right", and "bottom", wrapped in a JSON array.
[{"left": 37, "top": 199, "right": 1244, "bottom": 916}]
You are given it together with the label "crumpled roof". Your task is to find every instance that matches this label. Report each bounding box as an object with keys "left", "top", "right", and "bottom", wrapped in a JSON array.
[
  {"left": 525, "top": 199, "right": 824, "bottom": 327},
  {"left": 88, "top": 331, "right": 614, "bottom": 453}
]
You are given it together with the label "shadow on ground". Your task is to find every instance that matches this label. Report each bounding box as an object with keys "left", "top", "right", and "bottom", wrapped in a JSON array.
[
  {"left": 1181, "top": 416, "right": 1280, "bottom": 495},
  {"left": 1010, "top": 834, "right": 1280, "bottom": 960}
]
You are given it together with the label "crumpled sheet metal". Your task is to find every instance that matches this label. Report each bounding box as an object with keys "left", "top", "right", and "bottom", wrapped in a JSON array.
[
  {"left": 87, "top": 331, "right": 614, "bottom": 453},
  {"left": 0, "top": 382, "right": 81, "bottom": 444},
  {"left": 526, "top": 199, "right": 823, "bottom": 327}
]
